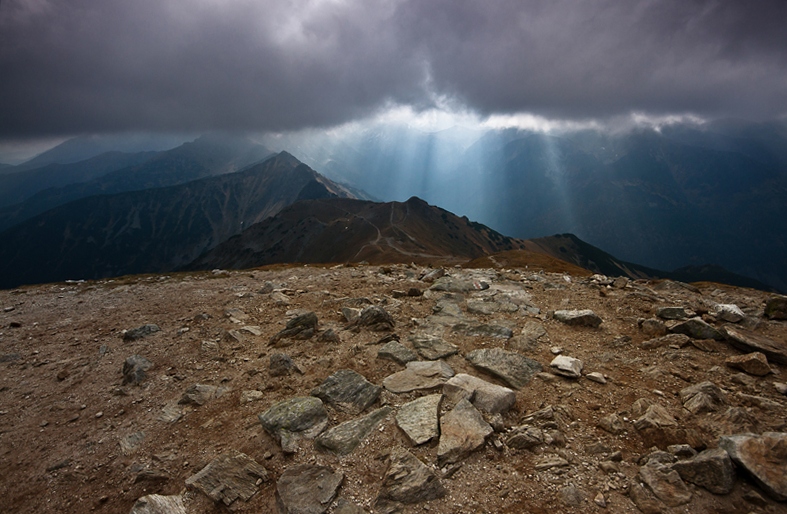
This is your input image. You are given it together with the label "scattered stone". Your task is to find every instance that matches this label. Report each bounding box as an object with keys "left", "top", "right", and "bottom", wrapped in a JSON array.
[
  {"left": 120, "top": 431, "right": 146, "bottom": 455},
  {"left": 466, "top": 348, "right": 543, "bottom": 389},
  {"left": 346, "top": 305, "right": 395, "bottom": 332},
  {"left": 270, "top": 291, "right": 291, "bottom": 305},
  {"left": 269, "top": 312, "right": 318, "bottom": 345},
  {"left": 396, "top": 394, "right": 442, "bottom": 445},
  {"left": 506, "top": 426, "right": 544, "bottom": 449},
  {"left": 421, "top": 268, "right": 445, "bottom": 283},
  {"left": 409, "top": 334, "right": 459, "bottom": 360},
  {"left": 639, "top": 318, "right": 668, "bottom": 338},
  {"left": 452, "top": 322, "right": 512, "bottom": 339},
  {"left": 382, "top": 360, "right": 455, "bottom": 393},
  {"left": 534, "top": 455, "right": 569, "bottom": 471},
  {"left": 0, "top": 352, "right": 21, "bottom": 363},
  {"left": 123, "top": 324, "right": 160, "bottom": 341},
  {"left": 315, "top": 407, "right": 392, "bottom": 455},
  {"left": 520, "top": 321, "right": 548, "bottom": 345},
  {"left": 311, "top": 369, "right": 381, "bottom": 414},
  {"left": 376, "top": 447, "right": 446, "bottom": 510},
  {"left": 679, "top": 381, "right": 726, "bottom": 414},
  {"left": 670, "top": 317, "right": 723, "bottom": 340},
  {"left": 640, "top": 333, "right": 690, "bottom": 350},
  {"left": 437, "top": 399, "right": 493, "bottom": 465},
  {"left": 241, "top": 325, "right": 262, "bottom": 336},
  {"left": 429, "top": 276, "right": 489, "bottom": 293},
  {"left": 318, "top": 328, "right": 340, "bottom": 343},
  {"left": 725, "top": 352, "right": 772, "bottom": 376},
  {"left": 200, "top": 340, "right": 223, "bottom": 360},
  {"left": 240, "top": 390, "right": 265, "bottom": 404},
  {"left": 258, "top": 397, "right": 328, "bottom": 453},
  {"left": 713, "top": 304, "right": 745, "bottom": 323},
  {"left": 667, "top": 444, "right": 697, "bottom": 459},
  {"left": 157, "top": 402, "right": 183, "bottom": 423},
  {"left": 185, "top": 450, "right": 268, "bottom": 507},
  {"left": 656, "top": 307, "right": 689, "bottom": 320},
  {"left": 671, "top": 447, "right": 735, "bottom": 495},
  {"left": 593, "top": 492, "right": 606, "bottom": 508},
  {"left": 558, "top": 485, "right": 585, "bottom": 507},
  {"left": 720, "top": 432, "right": 787, "bottom": 501},
  {"left": 638, "top": 459, "right": 692, "bottom": 506},
  {"left": 628, "top": 482, "right": 666, "bottom": 514},
  {"left": 553, "top": 309, "right": 602, "bottom": 327},
  {"left": 333, "top": 498, "right": 368, "bottom": 514},
  {"left": 128, "top": 494, "right": 186, "bottom": 514},
  {"left": 122, "top": 355, "right": 153, "bottom": 386},
  {"left": 722, "top": 326, "right": 787, "bottom": 364},
  {"left": 341, "top": 307, "right": 362, "bottom": 323},
  {"left": 466, "top": 298, "right": 518, "bottom": 315},
  {"left": 775, "top": 382, "right": 787, "bottom": 395},
  {"left": 586, "top": 372, "right": 607, "bottom": 384},
  {"left": 598, "top": 414, "right": 625, "bottom": 435},
  {"left": 225, "top": 308, "right": 249, "bottom": 322},
  {"left": 764, "top": 295, "right": 787, "bottom": 320},
  {"left": 377, "top": 341, "right": 418, "bottom": 364},
  {"left": 178, "top": 384, "right": 230, "bottom": 406},
  {"left": 550, "top": 355, "right": 583, "bottom": 378},
  {"left": 443, "top": 373, "right": 516, "bottom": 414},
  {"left": 270, "top": 353, "right": 300, "bottom": 377},
  {"left": 275, "top": 464, "right": 343, "bottom": 514}
]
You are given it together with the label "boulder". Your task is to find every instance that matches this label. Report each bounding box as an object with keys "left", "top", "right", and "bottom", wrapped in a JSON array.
[
  {"left": 269, "top": 312, "right": 318, "bottom": 345},
  {"left": 720, "top": 432, "right": 787, "bottom": 501},
  {"left": 383, "top": 360, "right": 454, "bottom": 393},
  {"left": 553, "top": 309, "right": 602, "bottom": 327},
  {"left": 713, "top": 304, "right": 745, "bottom": 323},
  {"left": 376, "top": 447, "right": 446, "bottom": 509},
  {"left": 185, "top": 450, "right": 268, "bottom": 507},
  {"left": 656, "top": 307, "right": 689, "bottom": 320},
  {"left": 638, "top": 459, "right": 692, "bottom": 507},
  {"left": 270, "top": 353, "right": 300, "bottom": 377},
  {"left": 466, "top": 348, "right": 542, "bottom": 389},
  {"left": 764, "top": 295, "right": 787, "bottom": 320},
  {"left": 346, "top": 305, "right": 395, "bottom": 331},
  {"left": 437, "top": 399, "right": 493, "bottom": 465},
  {"left": 722, "top": 326, "right": 787, "bottom": 365},
  {"left": 311, "top": 369, "right": 381, "bottom": 414},
  {"left": 679, "top": 381, "right": 726, "bottom": 414},
  {"left": 276, "top": 464, "right": 343, "bottom": 514},
  {"left": 315, "top": 407, "right": 391, "bottom": 456},
  {"left": 725, "top": 352, "right": 772, "bottom": 376},
  {"left": 396, "top": 394, "right": 442, "bottom": 445},
  {"left": 671, "top": 448, "right": 735, "bottom": 495},
  {"left": 443, "top": 373, "right": 516, "bottom": 414},
  {"left": 258, "top": 397, "right": 328, "bottom": 453}
]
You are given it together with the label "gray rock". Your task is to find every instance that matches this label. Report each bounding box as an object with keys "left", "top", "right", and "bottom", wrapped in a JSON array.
[
  {"left": 318, "top": 328, "right": 340, "bottom": 343},
  {"left": 123, "top": 324, "right": 160, "bottom": 341},
  {"left": 725, "top": 352, "right": 772, "bottom": 376},
  {"left": 638, "top": 459, "right": 692, "bottom": 507},
  {"left": 558, "top": 485, "right": 585, "bottom": 507},
  {"left": 586, "top": 372, "right": 606, "bottom": 384},
  {"left": 465, "top": 348, "right": 542, "bottom": 389},
  {"left": 764, "top": 295, "right": 787, "bottom": 320},
  {"left": 628, "top": 482, "right": 666, "bottom": 514},
  {"left": 376, "top": 447, "right": 446, "bottom": 509},
  {"left": 452, "top": 323, "right": 513, "bottom": 339},
  {"left": 432, "top": 296, "right": 465, "bottom": 318},
  {"left": 310, "top": 369, "right": 381, "bottom": 414},
  {"left": 640, "top": 333, "right": 690, "bottom": 350},
  {"left": 382, "top": 360, "right": 454, "bottom": 393},
  {"left": 713, "top": 304, "right": 745, "bottom": 323},
  {"left": 639, "top": 318, "right": 668, "bottom": 337},
  {"left": 720, "top": 432, "right": 787, "bottom": 501},
  {"left": 598, "top": 414, "right": 625, "bottom": 435},
  {"left": 671, "top": 448, "right": 735, "bottom": 495},
  {"left": 634, "top": 404, "right": 678, "bottom": 432},
  {"left": 429, "top": 276, "right": 489, "bottom": 293},
  {"left": 656, "top": 307, "right": 689, "bottom": 320},
  {"left": 122, "top": 355, "right": 153, "bottom": 386},
  {"left": 270, "top": 353, "right": 300, "bottom": 377},
  {"left": 549, "top": 355, "right": 583, "bottom": 378},
  {"left": 346, "top": 305, "right": 395, "bottom": 331},
  {"left": 722, "top": 326, "right": 787, "bottom": 364},
  {"left": 679, "top": 381, "right": 726, "bottom": 415},
  {"left": 667, "top": 444, "right": 697, "bottom": 459},
  {"left": 269, "top": 312, "right": 318, "bottom": 346},
  {"left": 128, "top": 494, "right": 186, "bottom": 514},
  {"left": 120, "top": 431, "right": 146, "bottom": 455},
  {"left": 553, "top": 309, "right": 602, "bottom": 327},
  {"left": 670, "top": 317, "right": 723, "bottom": 340},
  {"left": 185, "top": 450, "right": 268, "bottom": 507},
  {"left": 409, "top": 334, "right": 459, "bottom": 360},
  {"left": 341, "top": 307, "right": 362, "bottom": 323},
  {"left": 240, "top": 390, "right": 265, "bottom": 404},
  {"left": 178, "top": 384, "right": 230, "bottom": 406},
  {"left": 378, "top": 341, "right": 418, "bottom": 365},
  {"left": 421, "top": 268, "right": 445, "bottom": 283},
  {"left": 396, "top": 394, "right": 442, "bottom": 445},
  {"left": 276, "top": 464, "right": 343, "bottom": 514},
  {"left": 466, "top": 298, "right": 518, "bottom": 315},
  {"left": 437, "top": 399, "right": 493, "bottom": 465},
  {"left": 521, "top": 321, "right": 548, "bottom": 344},
  {"left": 443, "top": 373, "right": 516, "bottom": 414},
  {"left": 314, "top": 407, "right": 391, "bottom": 456},
  {"left": 534, "top": 455, "right": 569, "bottom": 471},
  {"left": 333, "top": 499, "right": 368, "bottom": 514},
  {"left": 506, "top": 426, "right": 543, "bottom": 449},
  {"left": 258, "top": 397, "right": 328, "bottom": 453}
]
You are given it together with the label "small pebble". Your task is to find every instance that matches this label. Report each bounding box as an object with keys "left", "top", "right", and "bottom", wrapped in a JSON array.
[{"left": 95, "top": 412, "right": 103, "bottom": 419}]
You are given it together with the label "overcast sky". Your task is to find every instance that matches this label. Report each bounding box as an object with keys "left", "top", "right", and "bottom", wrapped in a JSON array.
[{"left": 1, "top": 0, "right": 786, "bottom": 144}]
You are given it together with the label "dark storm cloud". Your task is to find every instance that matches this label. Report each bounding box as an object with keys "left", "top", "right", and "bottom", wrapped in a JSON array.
[{"left": 1, "top": 0, "right": 785, "bottom": 137}]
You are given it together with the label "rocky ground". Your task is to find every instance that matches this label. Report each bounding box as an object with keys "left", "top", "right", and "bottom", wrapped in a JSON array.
[{"left": 1, "top": 263, "right": 786, "bottom": 513}]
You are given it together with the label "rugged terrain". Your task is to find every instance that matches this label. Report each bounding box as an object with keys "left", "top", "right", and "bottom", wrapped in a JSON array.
[{"left": 1, "top": 259, "right": 786, "bottom": 513}]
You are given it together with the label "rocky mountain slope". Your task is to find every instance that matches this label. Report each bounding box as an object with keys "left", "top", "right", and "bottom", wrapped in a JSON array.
[
  {"left": 0, "top": 152, "right": 353, "bottom": 288},
  {"left": 187, "top": 196, "right": 526, "bottom": 271},
  {"left": 1, "top": 261, "right": 785, "bottom": 513}
]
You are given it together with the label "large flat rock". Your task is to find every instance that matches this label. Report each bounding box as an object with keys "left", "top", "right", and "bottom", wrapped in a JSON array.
[
  {"left": 259, "top": 397, "right": 328, "bottom": 453},
  {"left": 185, "top": 450, "right": 268, "bottom": 507},
  {"left": 720, "top": 432, "right": 787, "bottom": 501},
  {"left": 310, "top": 369, "right": 381, "bottom": 414},
  {"left": 443, "top": 373, "right": 516, "bottom": 414},
  {"left": 437, "top": 398, "right": 493, "bottom": 466},
  {"left": 376, "top": 447, "right": 446, "bottom": 510},
  {"left": 129, "top": 494, "right": 186, "bottom": 514},
  {"left": 465, "top": 348, "right": 542, "bottom": 389},
  {"left": 396, "top": 394, "right": 442, "bottom": 445},
  {"left": 382, "top": 360, "right": 454, "bottom": 393},
  {"left": 276, "top": 464, "right": 343, "bottom": 514},
  {"left": 314, "top": 407, "right": 391, "bottom": 455},
  {"left": 722, "top": 326, "right": 787, "bottom": 365}
]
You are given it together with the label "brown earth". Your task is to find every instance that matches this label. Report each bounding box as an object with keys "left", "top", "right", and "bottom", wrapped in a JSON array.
[{"left": 0, "top": 262, "right": 786, "bottom": 513}]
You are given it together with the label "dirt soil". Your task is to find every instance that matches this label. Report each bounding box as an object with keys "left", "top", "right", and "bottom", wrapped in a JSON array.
[{"left": 0, "top": 263, "right": 786, "bottom": 513}]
